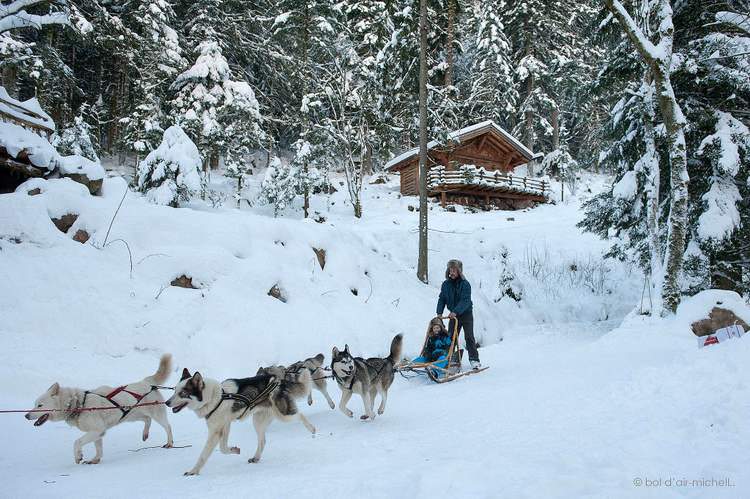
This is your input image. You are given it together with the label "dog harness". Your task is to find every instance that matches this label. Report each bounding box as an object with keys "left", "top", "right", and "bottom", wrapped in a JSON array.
[
  {"left": 333, "top": 358, "right": 393, "bottom": 391},
  {"left": 81, "top": 385, "right": 157, "bottom": 421},
  {"left": 204, "top": 380, "right": 279, "bottom": 421}
]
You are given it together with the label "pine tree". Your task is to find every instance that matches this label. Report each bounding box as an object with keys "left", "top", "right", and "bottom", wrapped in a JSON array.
[
  {"left": 120, "top": 0, "right": 185, "bottom": 160},
  {"left": 464, "top": 0, "right": 517, "bottom": 128},
  {"left": 675, "top": 0, "right": 750, "bottom": 294},
  {"left": 136, "top": 125, "right": 203, "bottom": 207},
  {"left": 270, "top": 0, "right": 340, "bottom": 216},
  {"left": 52, "top": 104, "right": 100, "bottom": 161},
  {"left": 170, "top": 39, "right": 265, "bottom": 170}
]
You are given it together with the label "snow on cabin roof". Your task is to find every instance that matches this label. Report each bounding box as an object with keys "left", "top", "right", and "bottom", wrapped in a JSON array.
[
  {"left": 0, "top": 86, "right": 56, "bottom": 132},
  {"left": 384, "top": 120, "right": 534, "bottom": 171}
]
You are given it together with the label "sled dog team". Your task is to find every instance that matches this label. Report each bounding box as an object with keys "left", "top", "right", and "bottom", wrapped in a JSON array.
[{"left": 25, "top": 334, "right": 403, "bottom": 475}]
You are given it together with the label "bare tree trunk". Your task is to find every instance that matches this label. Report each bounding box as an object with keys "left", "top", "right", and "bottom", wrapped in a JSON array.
[
  {"left": 605, "top": 0, "right": 689, "bottom": 313},
  {"left": 445, "top": 0, "right": 455, "bottom": 88},
  {"left": 302, "top": 2, "right": 310, "bottom": 219},
  {"left": 2, "top": 65, "right": 17, "bottom": 98},
  {"left": 363, "top": 142, "right": 373, "bottom": 176},
  {"left": 551, "top": 107, "right": 560, "bottom": 150},
  {"left": 523, "top": 27, "right": 535, "bottom": 173},
  {"left": 654, "top": 71, "right": 689, "bottom": 313},
  {"left": 641, "top": 74, "right": 662, "bottom": 313},
  {"left": 417, "top": 0, "right": 429, "bottom": 284}
]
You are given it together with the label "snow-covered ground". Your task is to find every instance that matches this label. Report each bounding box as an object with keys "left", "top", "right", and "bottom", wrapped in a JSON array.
[{"left": 1, "top": 172, "right": 748, "bottom": 498}]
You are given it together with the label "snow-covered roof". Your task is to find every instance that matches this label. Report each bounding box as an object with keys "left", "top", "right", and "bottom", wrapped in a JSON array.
[
  {"left": 385, "top": 120, "right": 534, "bottom": 171},
  {"left": 0, "top": 87, "right": 56, "bottom": 132}
]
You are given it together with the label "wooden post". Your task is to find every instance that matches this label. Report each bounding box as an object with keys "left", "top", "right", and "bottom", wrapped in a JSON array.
[{"left": 441, "top": 191, "right": 446, "bottom": 207}]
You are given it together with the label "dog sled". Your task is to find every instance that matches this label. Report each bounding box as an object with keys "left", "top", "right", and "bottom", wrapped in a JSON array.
[{"left": 398, "top": 316, "right": 488, "bottom": 383}]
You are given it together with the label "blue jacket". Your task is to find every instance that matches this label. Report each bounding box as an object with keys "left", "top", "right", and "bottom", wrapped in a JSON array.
[
  {"left": 425, "top": 333, "right": 452, "bottom": 361},
  {"left": 436, "top": 277, "right": 472, "bottom": 316}
]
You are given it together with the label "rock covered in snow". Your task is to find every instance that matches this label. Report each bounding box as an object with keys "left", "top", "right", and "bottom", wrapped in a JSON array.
[
  {"left": 1, "top": 122, "right": 106, "bottom": 195},
  {"left": 676, "top": 290, "right": 750, "bottom": 336},
  {"left": 58, "top": 155, "right": 105, "bottom": 195}
]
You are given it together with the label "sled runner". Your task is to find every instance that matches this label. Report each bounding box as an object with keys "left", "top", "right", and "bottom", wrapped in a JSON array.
[{"left": 398, "top": 316, "right": 488, "bottom": 383}]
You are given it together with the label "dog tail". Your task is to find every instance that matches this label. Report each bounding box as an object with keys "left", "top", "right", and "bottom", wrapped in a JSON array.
[
  {"left": 388, "top": 334, "right": 403, "bottom": 363},
  {"left": 144, "top": 353, "right": 172, "bottom": 385}
]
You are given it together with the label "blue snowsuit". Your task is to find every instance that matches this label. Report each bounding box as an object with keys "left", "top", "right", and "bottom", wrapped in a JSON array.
[{"left": 413, "top": 332, "right": 452, "bottom": 372}]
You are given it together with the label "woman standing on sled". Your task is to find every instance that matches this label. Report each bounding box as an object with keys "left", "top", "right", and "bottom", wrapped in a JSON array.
[{"left": 436, "top": 259, "right": 481, "bottom": 369}]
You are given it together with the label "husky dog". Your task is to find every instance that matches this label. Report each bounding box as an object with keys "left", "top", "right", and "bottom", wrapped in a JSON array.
[
  {"left": 25, "top": 354, "right": 174, "bottom": 465},
  {"left": 257, "top": 353, "right": 335, "bottom": 409},
  {"left": 166, "top": 368, "right": 315, "bottom": 476},
  {"left": 331, "top": 334, "right": 403, "bottom": 420}
]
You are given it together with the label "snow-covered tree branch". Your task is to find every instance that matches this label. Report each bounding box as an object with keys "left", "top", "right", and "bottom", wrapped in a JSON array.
[{"left": 0, "top": 0, "right": 69, "bottom": 34}]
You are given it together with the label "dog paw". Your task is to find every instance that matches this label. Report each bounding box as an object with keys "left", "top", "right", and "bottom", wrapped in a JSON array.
[
  {"left": 83, "top": 459, "right": 100, "bottom": 465},
  {"left": 360, "top": 415, "right": 370, "bottom": 420},
  {"left": 378, "top": 409, "right": 384, "bottom": 415},
  {"left": 307, "top": 398, "right": 313, "bottom": 406},
  {"left": 248, "top": 457, "right": 260, "bottom": 464},
  {"left": 75, "top": 454, "right": 83, "bottom": 464},
  {"left": 328, "top": 402, "right": 336, "bottom": 409},
  {"left": 184, "top": 471, "right": 198, "bottom": 476},
  {"left": 230, "top": 446, "right": 240, "bottom": 454},
  {"left": 163, "top": 443, "right": 173, "bottom": 449},
  {"left": 142, "top": 433, "right": 149, "bottom": 442}
]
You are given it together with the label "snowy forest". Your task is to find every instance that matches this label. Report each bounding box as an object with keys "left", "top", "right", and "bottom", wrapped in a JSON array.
[
  {"left": 2, "top": 0, "right": 749, "bottom": 309},
  {"left": 2, "top": 0, "right": 750, "bottom": 494}
]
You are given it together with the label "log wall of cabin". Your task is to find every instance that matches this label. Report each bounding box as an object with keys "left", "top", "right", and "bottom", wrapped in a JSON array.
[{"left": 399, "top": 160, "right": 419, "bottom": 195}]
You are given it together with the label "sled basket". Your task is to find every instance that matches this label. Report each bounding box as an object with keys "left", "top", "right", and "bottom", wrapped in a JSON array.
[{"left": 397, "top": 316, "right": 488, "bottom": 383}]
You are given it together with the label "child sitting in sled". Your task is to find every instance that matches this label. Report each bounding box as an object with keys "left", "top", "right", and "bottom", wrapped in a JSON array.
[{"left": 412, "top": 317, "right": 452, "bottom": 373}]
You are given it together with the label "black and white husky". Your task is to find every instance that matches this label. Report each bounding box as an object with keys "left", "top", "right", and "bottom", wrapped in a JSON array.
[
  {"left": 257, "top": 353, "right": 336, "bottom": 409},
  {"left": 331, "top": 334, "right": 403, "bottom": 420},
  {"left": 166, "top": 368, "right": 315, "bottom": 475},
  {"left": 25, "top": 354, "right": 174, "bottom": 464}
]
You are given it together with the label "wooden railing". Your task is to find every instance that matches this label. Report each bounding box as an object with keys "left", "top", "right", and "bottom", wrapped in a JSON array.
[{"left": 428, "top": 168, "right": 548, "bottom": 196}]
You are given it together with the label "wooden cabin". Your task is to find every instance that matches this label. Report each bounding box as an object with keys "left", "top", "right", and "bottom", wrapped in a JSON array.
[{"left": 385, "top": 121, "right": 548, "bottom": 209}]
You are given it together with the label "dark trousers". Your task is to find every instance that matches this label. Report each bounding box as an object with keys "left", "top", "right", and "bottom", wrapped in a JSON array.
[{"left": 449, "top": 311, "right": 479, "bottom": 362}]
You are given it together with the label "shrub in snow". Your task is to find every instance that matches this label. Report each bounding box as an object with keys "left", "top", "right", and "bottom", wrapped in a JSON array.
[
  {"left": 260, "top": 142, "right": 328, "bottom": 216},
  {"left": 540, "top": 147, "right": 579, "bottom": 195},
  {"left": 136, "top": 125, "right": 203, "bottom": 207},
  {"left": 52, "top": 109, "right": 99, "bottom": 162},
  {"left": 261, "top": 156, "right": 298, "bottom": 216}
]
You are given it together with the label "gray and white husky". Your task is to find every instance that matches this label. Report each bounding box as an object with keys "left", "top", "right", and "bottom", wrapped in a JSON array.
[
  {"left": 166, "top": 368, "right": 315, "bottom": 476},
  {"left": 331, "top": 334, "right": 403, "bottom": 420},
  {"left": 25, "top": 354, "right": 174, "bottom": 465},
  {"left": 257, "top": 353, "right": 336, "bottom": 409}
]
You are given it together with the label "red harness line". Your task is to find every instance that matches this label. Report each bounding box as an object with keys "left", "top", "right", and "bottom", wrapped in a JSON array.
[{"left": 1, "top": 386, "right": 165, "bottom": 414}]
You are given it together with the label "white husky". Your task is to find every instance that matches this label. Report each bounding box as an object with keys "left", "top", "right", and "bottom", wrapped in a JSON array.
[{"left": 25, "top": 354, "right": 175, "bottom": 464}]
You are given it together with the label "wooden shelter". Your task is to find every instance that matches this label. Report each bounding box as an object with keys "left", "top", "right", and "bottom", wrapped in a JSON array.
[
  {"left": 0, "top": 86, "right": 57, "bottom": 192},
  {"left": 385, "top": 121, "right": 548, "bottom": 209}
]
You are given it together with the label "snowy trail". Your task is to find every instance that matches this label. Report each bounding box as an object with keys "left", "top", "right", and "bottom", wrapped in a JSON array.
[{"left": 4, "top": 320, "right": 748, "bottom": 499}]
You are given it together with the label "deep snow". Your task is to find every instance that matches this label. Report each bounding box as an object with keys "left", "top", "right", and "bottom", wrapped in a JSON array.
[{"left": 0, "top": 172, "right": 748, "bottom": 498}]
